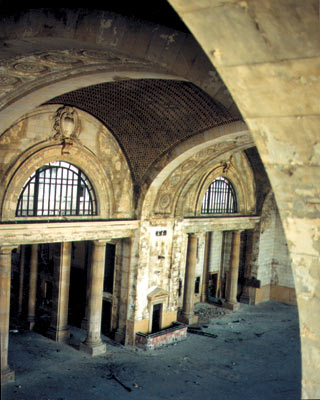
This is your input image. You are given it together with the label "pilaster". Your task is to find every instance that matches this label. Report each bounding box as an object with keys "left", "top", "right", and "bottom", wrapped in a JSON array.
[
  {"left": 224, "top": 230, "right": 242, "bottom": 311},
  {"left": 80, "top": 240, "right": 107, "bottom": 356},
  {"left": 0, "top": 245, "right": 17, "bottom": 385},
  {"left": 179, "top": 233, "right": 199, "bottom": 325},
  {"left": 47, "top": 242, "right": 71, "bottom": 342}
]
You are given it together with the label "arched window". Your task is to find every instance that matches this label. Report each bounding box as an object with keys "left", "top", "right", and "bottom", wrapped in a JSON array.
[
  {"left": 16, "top": 161, "right": 97, "bottom": 217},
  {"left": 201, "top": 176, "right": 237, "bottom": 214}
]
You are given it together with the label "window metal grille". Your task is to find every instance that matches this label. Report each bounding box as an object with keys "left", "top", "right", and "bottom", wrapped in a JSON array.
[
  {"left": 16, "top": 161, "right": 97, "bottom": 217},
  {"left": 201, "top": 176, "right": 237, "bottom": 214}
]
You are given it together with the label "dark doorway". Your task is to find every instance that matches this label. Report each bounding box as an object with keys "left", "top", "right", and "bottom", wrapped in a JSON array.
[
  {"left": 101, "top": 300, "right": 112, "bottom": 336},
  {"left": 68, "top": 241, "right": 90, "bottom": 327},
  {"left": 104, "top": 243, "right": 115, "bottom": 294},
  {"left": 209, "top": 273, "right": 218, "bottom": 297},
  {"left": 152, "top": 303, "right": 162, "bottom": 333}
]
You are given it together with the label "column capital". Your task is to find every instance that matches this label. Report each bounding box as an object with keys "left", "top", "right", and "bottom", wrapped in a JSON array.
[
  {"left": 187, "top": 232, "right": 198, "bottom": 238},
  {"left": 0, "top": 245, "right": 17, "bottom": 255},
  {"left": 93, "top": 239, "right": 109, "bottom": 247}
]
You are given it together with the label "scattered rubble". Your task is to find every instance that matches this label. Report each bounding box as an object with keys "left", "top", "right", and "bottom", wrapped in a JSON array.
[{"left": 194, "top": 303, "right": 228, "bottom": 323}]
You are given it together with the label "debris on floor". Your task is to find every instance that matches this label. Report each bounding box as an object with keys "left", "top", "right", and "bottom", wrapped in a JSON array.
[
  {"left": 194, "top": 303, "right": 228, "bottom": 323},
  {"left": 187, "top": 327, "right": 218, "bottom": 338}
]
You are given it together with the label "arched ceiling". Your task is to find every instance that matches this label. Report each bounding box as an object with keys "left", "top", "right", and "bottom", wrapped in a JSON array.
[{"left": 46, "top": 79, "right": 238, "bottom": 184}]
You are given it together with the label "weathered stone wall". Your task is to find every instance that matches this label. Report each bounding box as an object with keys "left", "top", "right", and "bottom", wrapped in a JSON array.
[
  {"left": 272, "top": 210, "right": 294, "bottom": 289},
  {"left": 250, "top": 192, "right": 294, "bottom": 304},
  {"left": 168, "top": 1, "right": 319, "bottom": 396},
  {"left": 256, "top": 193, "right": 276, "bottom": 287},
  {"left": 208, "top": 231, "right": 223, "bottom": 273}
]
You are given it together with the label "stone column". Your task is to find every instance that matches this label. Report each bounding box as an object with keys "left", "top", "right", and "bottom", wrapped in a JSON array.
[
  {"left": 200, "top": 232, "right": 210, "bottom": 302},
  {"left": 0, "top": 246, "right": 16, "bottom": 384},
  {"left": 27, "top": 244, "right": 38, "bottom": 330},
  {"left": 225, "top": 230, "right": 242, "bottom": 311},
  {"left": 47, "top": 242, "right": 71, "bottom": 342},
  {"left": 180, "top": 233, "right": 199, "bottom": 325},
  {"left": 114, "top": 238, "right": 131, "bottom": 344},
  {"left": 80, "top": 240, "right": 107, "bottom": 356},
  {"left": 18, "top": 245, "right": 26, "bottom": 316}
]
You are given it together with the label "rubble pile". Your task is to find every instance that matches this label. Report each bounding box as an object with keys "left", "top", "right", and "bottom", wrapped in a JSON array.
[{"left": 194, "top": 304, "right": 227, "bottom": 323}]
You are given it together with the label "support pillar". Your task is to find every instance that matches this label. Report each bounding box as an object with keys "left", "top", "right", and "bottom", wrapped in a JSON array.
[
  {"left": 0, "top": 246, "right": 16, "bottom": 384},
  {"left": 114, "top": 238, "right": 131, "bottom": 344},
  {"left": 27, "top": 244, "right": 38, "bottom": 330},
  {"left": 81, "top": 242, "right": 91, "bottom": 331},
  {"left": 179, "top": 233, "right": 199, "bottom": 325},
  {"left": 225, "top": 230, "right": 242, "bottom": 311},
  {"left": 18, "top": 245, "right": 26, "bottom": 316},
  {"left": 47, "top": 242, "right": 71, "bottom": 342},
  {"left": 200, "top": 232, "right": 210, "bottom": 302},
  {"left": 80, "top": 240, "right": 107, "bottom": 356}
]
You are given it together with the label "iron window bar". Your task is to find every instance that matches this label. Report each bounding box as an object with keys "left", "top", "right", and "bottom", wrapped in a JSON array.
[
  {"left": 16, "top": 161, "right": 97, "bottom": 217},
  {"left": 201, "top": 176, "right": 237, "bottom": 214}
]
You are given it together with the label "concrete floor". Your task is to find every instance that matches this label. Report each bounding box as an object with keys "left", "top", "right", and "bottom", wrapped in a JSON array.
[{"left": 2, "top": 301, "right": 301, "bottom": 400}]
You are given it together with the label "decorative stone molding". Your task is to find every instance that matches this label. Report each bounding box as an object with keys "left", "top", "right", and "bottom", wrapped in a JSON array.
[
  {"left": 52, "top": 106, "right": 81, "bottom": 154},
  {"left": 40, "top": 52, "right": 83, "bottom": 66},
  {"left": 153, "top": 148, "right": 255, "bottom": 217},
  {"left": 147, "top": 287, "right": 170, "bottom": 333},
  {"left": 11, "top": 62, "right": 49, "bottom": 75},
  {"left": 154, "top": 143, "right": 236, "bottom": 215},
  {"left": 193, "top": 152, "right": 256, "bottom": 216},
  {"left": 0, "top": 74, "right": 21, "bottom": 88},
  {"left": 78, "top": 49, "right": 151, "bottom": 65}
]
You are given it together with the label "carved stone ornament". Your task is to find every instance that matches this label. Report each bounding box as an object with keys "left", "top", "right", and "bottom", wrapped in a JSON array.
[
  {"left": 158, "top": 193, "right": 171, "bottom": 210},
  {"left": 169, "top": 173, "right": 181, "bottom": 186},
  {"left": 40, "top": 53, "right": 82, "bottom": 65},
  {"left": 0, "top": 74, "right": 21, "bottom": 87},
  {"left": 12, "top": 62, "right": 49, "bottom": 75},
  {"left": 181, "top": 159, "right": 197, "bottom": 171},
  {"left": 80, "top": 49, "right": 124, "bottom": 63},
  {"left": 79, "top": 49, "right": 150, "bottom": 65},
  {"left": 221, "top": 155, "right": 233, "bottom": 173},
  {"left": 52, "top": 106, "right": 81, "bottom": 154}
]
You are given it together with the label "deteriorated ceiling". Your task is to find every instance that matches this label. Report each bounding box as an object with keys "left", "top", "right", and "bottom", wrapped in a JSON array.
[{"left": 46, "top": 79, "right": 238, "bottom": 184}]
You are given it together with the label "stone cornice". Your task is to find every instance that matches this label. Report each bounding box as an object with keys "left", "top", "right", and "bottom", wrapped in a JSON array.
[
  {"left": 0, "top": 219, "right": 139, "bottom": 245},
  {"left": 183, "top": 215, "right": 260, "bottom": 232}
]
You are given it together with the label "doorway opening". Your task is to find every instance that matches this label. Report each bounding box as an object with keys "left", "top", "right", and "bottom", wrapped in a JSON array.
[{"left": 152, "top": 303, "right": 162, "bottom": 333}]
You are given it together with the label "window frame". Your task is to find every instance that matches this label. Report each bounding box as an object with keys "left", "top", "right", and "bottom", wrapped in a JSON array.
[
  {"left": 201, "top": 176, "right": 237, "bottom": 214},
  {"left": 16, "top": 161, "right": 97, "bottom": 217}
]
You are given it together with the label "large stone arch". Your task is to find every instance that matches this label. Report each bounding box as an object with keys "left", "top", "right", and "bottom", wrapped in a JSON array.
[
  {"left": 141, "top": 121, "right": 253, "bottom": 219},
  {"left": 0, "top": 8, "right": 240, "bottom": 135},
  {"left": 168, "top": 1, "right": 319, "bottom": 397},
  {"left": 0, "top": 104, "right": 134, "bottom": 220}
]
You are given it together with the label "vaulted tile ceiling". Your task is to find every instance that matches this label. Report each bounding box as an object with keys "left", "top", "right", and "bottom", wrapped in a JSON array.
[{"left": 46, "top": 79, "right": 238, "bottom": 183}]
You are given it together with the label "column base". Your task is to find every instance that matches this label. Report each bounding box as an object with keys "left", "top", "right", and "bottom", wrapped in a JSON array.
[
  {"left": 1, "top": 367, "right": 15, "bottom": 384},
  {"left": 47, "top": 327, "right": 70, "bottom": 343},
  {"left": 224, "top": 301, "right": 240, "bottom": 311},
  {"left": 27, "top": 317, "right": 36, "bottom": 331},
  {"left": 178, "top": 312, "right": 199, "bottom": 325},
  {"left": 80, "top": 318, "right": 88, "bottom": 330},
  {"left": 79, "top": 341, "right": 106, "bottom": 356}
]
